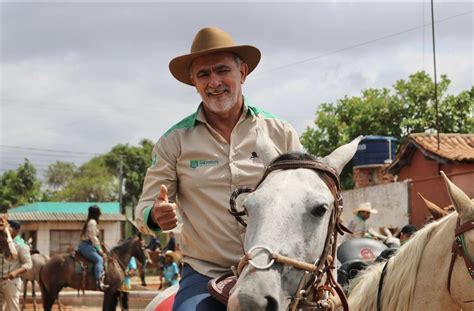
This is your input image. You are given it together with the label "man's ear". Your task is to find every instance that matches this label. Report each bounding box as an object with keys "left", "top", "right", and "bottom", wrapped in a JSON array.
[{"left": 240, "top": 62, "right": 249, "bottom": 84}]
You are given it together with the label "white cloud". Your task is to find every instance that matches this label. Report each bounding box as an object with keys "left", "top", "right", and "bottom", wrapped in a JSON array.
[{"left": 1, "top": 1, "right": 472, "bottom": 176}]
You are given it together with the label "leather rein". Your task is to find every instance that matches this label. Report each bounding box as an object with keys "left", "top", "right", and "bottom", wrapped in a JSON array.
[
  {"left": 229, "top": 159, "right": 351, "bottom": 311},
  {"left": 447, "top": 218, "right": 474, "bottom": 293}
]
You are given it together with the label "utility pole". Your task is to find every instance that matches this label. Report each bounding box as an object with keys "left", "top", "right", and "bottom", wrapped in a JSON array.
[
  {"left": 430, "top": 0, "right": 440, "bottom": 149},
  {"left": 118, "top": 155, "right": 125, "bottom": 238},
  {"left": 119, "top": 155, "right": 124, "bottom": 213}
]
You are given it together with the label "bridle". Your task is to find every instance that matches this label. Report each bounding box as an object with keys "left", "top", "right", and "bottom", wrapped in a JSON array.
[
  {"left": 229, "top": 159, "right": 351, "bottom": 311},
  {"left": 447, "top": 217, "right": 474, "bottom": 294}
]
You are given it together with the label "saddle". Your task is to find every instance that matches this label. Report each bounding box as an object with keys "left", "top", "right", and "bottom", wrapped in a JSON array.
[{"left": 207, "top": 272, "right": 237, "bottom": 305}]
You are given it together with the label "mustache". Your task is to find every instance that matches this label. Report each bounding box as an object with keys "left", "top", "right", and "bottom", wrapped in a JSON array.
[{"left": 206, "top": 87, "right": 229, "bottom": 95}]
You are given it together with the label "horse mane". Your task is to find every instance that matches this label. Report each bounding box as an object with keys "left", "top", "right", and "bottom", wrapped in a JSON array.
[
  {"left": 348, "top": 212, "right": 456, "bottom": 311},
  {"left": 271, "top": 152, "right": 316, "bottom": 163},
  {"left": 111, "top": 236, "right": 137, "bottom": 256}
]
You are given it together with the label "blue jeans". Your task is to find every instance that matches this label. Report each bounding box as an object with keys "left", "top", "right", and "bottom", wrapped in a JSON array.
[
  {"left": 172, "top": 265, "right": 226, "bottom": 311},
  {"left": 78, "top": 240, "right": 103, "bottom": 280}
]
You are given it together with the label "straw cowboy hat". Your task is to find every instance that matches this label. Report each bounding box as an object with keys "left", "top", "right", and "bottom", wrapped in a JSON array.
[
  {"left": 169, "top": 27, "right": 261, "bottom": 86},
  {"left": 164, "top": 250, "right": 180, "bottom": 263},
  {"left": 352, "top": 202, "right": 378, "bottom": 215}
]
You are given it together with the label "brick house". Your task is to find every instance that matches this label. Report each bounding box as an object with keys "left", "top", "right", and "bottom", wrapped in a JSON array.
[{"left": 387, "top": 133, "right": 474, "bottom": 227}]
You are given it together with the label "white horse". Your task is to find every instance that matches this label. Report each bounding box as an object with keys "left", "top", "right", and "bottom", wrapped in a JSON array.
[
  {"left": 228, "top": 136, "right": 362, "bottom": 311},
  {"left": 348, "top": 171, "right": 474, "bottom": 311}
]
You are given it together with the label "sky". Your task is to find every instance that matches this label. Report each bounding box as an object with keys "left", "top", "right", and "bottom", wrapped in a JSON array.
[{"left": 1, "top": 0, "right": 473, "bottom": 179}]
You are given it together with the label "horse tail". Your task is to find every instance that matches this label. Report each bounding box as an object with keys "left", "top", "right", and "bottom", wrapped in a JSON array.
[{"left": 38, "top": 265, "right": 54, "bottom": 311}]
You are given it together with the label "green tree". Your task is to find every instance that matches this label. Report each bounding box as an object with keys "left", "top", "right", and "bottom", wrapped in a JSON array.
[
  {"left": 0, "top": 159, "right": 42, "bottom": 212},
  {"left": 44, "top": 161, "right": 77, "bottom": 190},
  {"left": 103, "top": 139, "right": 154, "bottom": 209},
  {"left": 301, "top": 71, "right": 473, "bottom": 188},
  {"left": 55, "top": 157, "right": 116, "bottom": 202}
]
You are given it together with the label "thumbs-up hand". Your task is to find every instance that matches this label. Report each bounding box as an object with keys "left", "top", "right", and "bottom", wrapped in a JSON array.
[{"left": 151, "top": 185, "right": 178, "bottom": 230}]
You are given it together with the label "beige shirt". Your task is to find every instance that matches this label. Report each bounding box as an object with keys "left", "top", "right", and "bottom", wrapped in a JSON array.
[
  {"left": 0, "top": 242, "right": 32, "bottom": 279},
  {"left": 135, "top": 98, "right": 302, "bottom": 277},
  {"left": 80, "top": 219, "right": 101, "bottom": 247},
  {"left": 347, "top": 215, "right": 368, "bottom": 239}
]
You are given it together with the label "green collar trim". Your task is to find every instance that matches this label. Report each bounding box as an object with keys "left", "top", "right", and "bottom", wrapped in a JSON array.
[{"left": 162, "top": 96, "right": 282, "bottom": 138}]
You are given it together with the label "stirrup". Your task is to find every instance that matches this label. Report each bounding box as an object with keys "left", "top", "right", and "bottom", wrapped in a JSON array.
[{"left": 97, "top": 280, "right": 110, "bottom": 291}]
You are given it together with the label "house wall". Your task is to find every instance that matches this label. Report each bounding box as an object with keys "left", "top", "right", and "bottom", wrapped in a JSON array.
[
  {"left": 341, "top": 181, "right": 410, "bottom": 233},
  {"left": 20, "top": 221, "right": 122, "bottom": 255},
  {"left": 353, "top": 164, "right": 396, "bottom": 188},
  {"left": 398, "top": 149, "right": 474, "bottom": 227}
]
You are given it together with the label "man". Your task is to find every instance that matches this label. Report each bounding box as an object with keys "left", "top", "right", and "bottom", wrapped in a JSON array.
[
  {"left": 8, "top": 220, "right": 29, "bottom": 250},
  {"left": 398, "top": 224, "right": 417, "bottom": 245},
  {"left": 163, "top": 231, "right": 176, "bottom": 252},
  {"left": 0, "top": 219, "right": 32, "bottom": 311},
  {"left": 347, "top": 202, "right": 378, "bottom": 239},
  {"left": 135, "top": 27, "right": 301, "bottom": 310}
]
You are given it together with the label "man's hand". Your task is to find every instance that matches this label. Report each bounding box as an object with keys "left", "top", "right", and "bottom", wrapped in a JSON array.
[
  {"left": 151, "top": 185, "right": 178, "bottom": 230},
  {"left": 7, "top": 268, "right": 24, "bottom": 280}
]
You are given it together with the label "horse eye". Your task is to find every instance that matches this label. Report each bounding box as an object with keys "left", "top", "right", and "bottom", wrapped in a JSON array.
[{"left": 311, "top": 204, "right": 328, "bottom": 217}]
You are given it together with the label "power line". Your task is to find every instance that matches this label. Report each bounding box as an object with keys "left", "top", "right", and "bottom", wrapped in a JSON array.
[
  {"left": 252, "top": 10, "right": 472, "bottom": 77},
  {"left": 0, "top": 145, "right": 100, "bottom": 156}
]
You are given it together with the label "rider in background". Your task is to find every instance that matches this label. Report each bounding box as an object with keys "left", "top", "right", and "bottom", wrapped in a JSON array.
[
  {"left": 397, "top": 224, "right": 417, "bottom": 245},
  {"left": 163, "top": 231, "right": 176, "bottom": 252},
  {"left": 135, "top": 26, "right": 302, "bottom": 310},
  {"left": 347, "top": 202, "right": 378, "bottom": 239},
  {"left": 78, "top": 205, "right": 109, "bottom": 291},
  {"left": 147, "top": 236, "right": 161, "bottom": 252}
]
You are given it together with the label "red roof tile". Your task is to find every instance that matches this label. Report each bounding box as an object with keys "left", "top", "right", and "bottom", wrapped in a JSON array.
[
  {"left": 410, "top": 133, "right": 474, "bottom": 161},
  {"left": 388, "top": 133, "right": 474, "bottom": 174}
]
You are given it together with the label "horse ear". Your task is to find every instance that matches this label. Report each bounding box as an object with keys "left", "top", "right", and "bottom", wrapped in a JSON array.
[
  {"left": 322, "top": 136, "right": 364, "bottom": 175},
  {"left": 440, "top": 171, "right": 474, "bottom": 222},
  {"left": 418, "top": 193, "right": 448, "bottom": 220},
  {"left": 255, "top": 128, "right": 280, "bottom": 166}
]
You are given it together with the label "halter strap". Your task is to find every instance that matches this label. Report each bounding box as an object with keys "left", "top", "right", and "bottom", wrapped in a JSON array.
[{"left": 448, "top": 218, "right": 474, "bottom": 294}]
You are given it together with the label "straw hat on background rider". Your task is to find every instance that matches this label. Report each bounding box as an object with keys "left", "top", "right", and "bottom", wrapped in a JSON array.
[
  {"left": 164, "top": 250, "right": 180, "bottom": 263},
  {"left": 352, "top": 202, "right": 378, "bottom": 215}
]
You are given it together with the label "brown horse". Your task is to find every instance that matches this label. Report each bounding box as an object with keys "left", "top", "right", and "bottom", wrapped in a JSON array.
[{"left": 39, "top": 235, "right": 147, "bottom": 311}]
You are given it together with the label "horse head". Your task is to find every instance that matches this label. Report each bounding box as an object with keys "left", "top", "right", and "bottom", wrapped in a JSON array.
[
  {"left": 228, "top": 136, "right": 362, "bottom": 311},
  {"left": 113, "top": 234, "right": 148, "bottom": 269}
]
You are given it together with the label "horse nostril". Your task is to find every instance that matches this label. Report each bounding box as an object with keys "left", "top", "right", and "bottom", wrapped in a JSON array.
[{"left": 265, "top": 296, "right": 278, "bottom": 311}]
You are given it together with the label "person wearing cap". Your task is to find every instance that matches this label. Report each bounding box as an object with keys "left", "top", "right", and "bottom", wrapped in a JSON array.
[
  {"left": 0, "top": 219, "right": 32, "bottom": 311},
  {"left": 347, "top": 202, "right": 378, "bottom": 239},
  {"left": 135, "top": 26, "right": 301, "bottom": 310},
  {"left": 398, "top": 224, "right": 417, "bottom": 245},
  {"left": 7, "top": 220, "right": 29, "bottom": 250}
]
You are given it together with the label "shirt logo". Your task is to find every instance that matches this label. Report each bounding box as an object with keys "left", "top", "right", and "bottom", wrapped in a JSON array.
[
  {"left": 190, "top": 159, "right": 219, "bottom": 169},
  {"left": 250, "top": 151, "right": 262, "bottom": 164}
]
